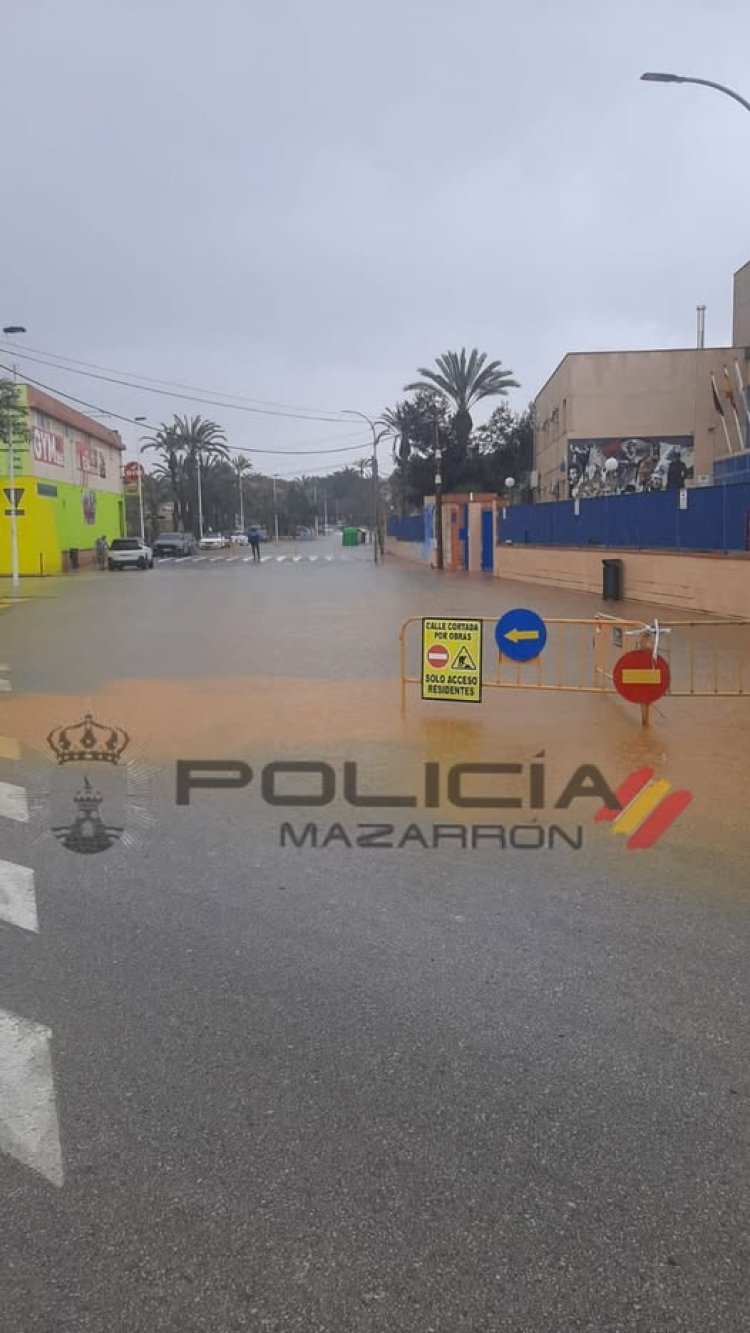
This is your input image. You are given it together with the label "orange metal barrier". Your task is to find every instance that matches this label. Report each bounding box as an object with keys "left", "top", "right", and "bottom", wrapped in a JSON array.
[{"left": 399, "top": 614, "right": 750, "bottom": 726}]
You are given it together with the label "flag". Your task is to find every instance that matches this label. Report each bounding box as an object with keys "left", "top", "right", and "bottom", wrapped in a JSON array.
[
  {"left": 722, "top": 366, "right": 737, "bottom": 409},
  {"left": 710, "top": 373, "right": 725, "bottom": 416}
]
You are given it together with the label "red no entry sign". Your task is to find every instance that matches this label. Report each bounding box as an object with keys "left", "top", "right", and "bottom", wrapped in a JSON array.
[
  {"left": 426, "top": 643, "right": 450, "bottom": 669},
  {"left": 613, "top": 649, "right": 671, "bottom": 704}
]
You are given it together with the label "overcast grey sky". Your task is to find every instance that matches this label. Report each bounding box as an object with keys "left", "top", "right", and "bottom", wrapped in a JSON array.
[{"left": 2, "top": 0, "right": 749, "bottom": 473}]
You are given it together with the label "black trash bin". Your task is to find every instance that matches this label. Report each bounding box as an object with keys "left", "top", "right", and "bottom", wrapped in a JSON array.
[
  {"left": 602, "top": 557, "right": 623, "bottom": 601},
  {"left": 69, "top": 548, "right": 79, "bottom": 570}
]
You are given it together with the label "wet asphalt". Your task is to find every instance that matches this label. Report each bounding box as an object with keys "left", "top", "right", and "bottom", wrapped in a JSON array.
[{"left": 0, "top": 539, "right": 748, "bottom": 1332}]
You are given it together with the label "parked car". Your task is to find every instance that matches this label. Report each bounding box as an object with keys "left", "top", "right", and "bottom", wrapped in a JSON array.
[
  {"left": 108, "top": 538, "right": 154, "bottom": 571},
  {"left": 199, "top": 532, "right": 229, "bottom": 550},
  {"left": 152, "top": 532, "right": 196, "bottom": 558},
  {"left": 229, "top": 531, "right": 249, "bottom": 545}
]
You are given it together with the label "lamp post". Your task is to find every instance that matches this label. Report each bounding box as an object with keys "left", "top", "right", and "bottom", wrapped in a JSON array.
[
  {"left": 134, "top": 416, "right": 148, "bottom": 540},
  {"left": 434, "top": 448, "right": 444, "bottom": 572},
  {"left": 2, "top": 325, "right": 27, "bottom": 591},
  {"left": 341, "top": 409, "right": 387, "bottom": 563},
  {"left": 640, "top": 71, "right": 750, "bottom": 114},
  {"left": 272, "top": 475, "right": 280, "bottom": 543}
]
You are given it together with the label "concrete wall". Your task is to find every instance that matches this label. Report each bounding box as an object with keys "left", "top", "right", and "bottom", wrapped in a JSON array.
[
  {"left": 534, "top": 347, "right": 750, "bottom": 501},
  {"left": 494, "top": 544, "right": 750, "bottom": 617},
  {"left": 733, "top": 261, "right": 750, "bottom": 348}
]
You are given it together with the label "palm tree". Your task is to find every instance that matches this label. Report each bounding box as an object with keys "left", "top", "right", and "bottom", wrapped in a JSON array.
[
  {"left": 142, "top": 423, "right": 184, "bottom": 530},
  {"left": 170, "top": 415, "right": 229, "bottom": 534},
  {"left": 234, "top": 454, "right": 252, "bottom": 528},
  {"left": 379, "top": 405, "right": 413, "bottom": 516},
  {"left": 405, "top": 348, "right": 519, "bottom": 460}
]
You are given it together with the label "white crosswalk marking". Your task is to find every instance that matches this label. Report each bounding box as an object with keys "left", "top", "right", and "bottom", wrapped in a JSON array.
[
  {"left": 242, "top": 556, "right": 254, "bottom": 563},
  {"left": 276, "top": 555, "right": 287, "bottom": 563},
  {"left": 0, "top": 783, "right": 29, "bottom": 823},
  {"left": 309, "top": 556, "right": 318, "bottom": 562},
  {"left": 325, "top": 555, "right": 334, "bottom": 561},
  {"left": 0, "top": 861, "right": 38, "bottom": 934},
  {"left": 292, "top": 556, "right": 302, "bottom": 563},
  {"left": 0, "top": 1010, "right": 64, "bottom": 1186},
  {"left": 260, "top": 556, "right": 271, "bottom": 562}
]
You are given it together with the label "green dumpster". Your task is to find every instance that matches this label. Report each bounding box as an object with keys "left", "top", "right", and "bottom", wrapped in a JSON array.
[{"left": 342, "top": 527, "right": 359, "bottom": 547}]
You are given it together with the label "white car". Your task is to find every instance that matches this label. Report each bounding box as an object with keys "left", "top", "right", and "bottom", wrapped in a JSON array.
[
  {"left": 229, "top": 532, "right": 249, "bottom": 545},
  {"left": 108, "top": 538, "right": 154, "bottom": 571},
  {"left": 199, "top": 533, "right": 229, "bottom": 550}
]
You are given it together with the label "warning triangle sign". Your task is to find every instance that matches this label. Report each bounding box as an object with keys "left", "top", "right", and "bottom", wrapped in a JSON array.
[{"left": 451, "top": 645, "right": 477, "bottom": 671}]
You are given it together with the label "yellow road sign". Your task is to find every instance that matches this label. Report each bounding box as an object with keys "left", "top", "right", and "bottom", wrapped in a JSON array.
[{"left": 421, "top": 618, "right": 482, "bottom": 703}]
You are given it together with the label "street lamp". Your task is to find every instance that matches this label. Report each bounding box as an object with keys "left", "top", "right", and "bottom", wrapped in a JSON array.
[
  {"left": 640, "top": 72, "right": 750, "bottom": 114},
  {"left": 2, "top": 325, "right": 27, "bottom": 591},
  {"left": 134, "top": 416, "right": 148, "bottom": 540},
  {"left": 434, "top": 447, "right": 444, "bottom": 571},
  {"left": 341, "top": 409, "right": 387, "bottom": 563},
  {"left": 272, "top": 475, "right": 280, "bottom": 543}
]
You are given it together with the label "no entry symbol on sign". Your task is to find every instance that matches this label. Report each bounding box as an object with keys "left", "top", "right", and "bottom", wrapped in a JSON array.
[{"left": 426, "top": 643, "right": 450, "bottom": 669}]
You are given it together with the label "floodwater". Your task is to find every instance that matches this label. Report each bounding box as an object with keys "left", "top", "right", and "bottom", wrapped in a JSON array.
[{"left": 1, "top": 534, "right": 748, "bottom": 896}]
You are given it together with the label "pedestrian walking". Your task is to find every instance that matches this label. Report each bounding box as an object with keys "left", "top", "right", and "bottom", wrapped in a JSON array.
[
  {"left": 249, "top": 529, "right": 261, "bottom": 563},
  {"left": 95, "top": 535, "right": 108, "bottom": 570}
]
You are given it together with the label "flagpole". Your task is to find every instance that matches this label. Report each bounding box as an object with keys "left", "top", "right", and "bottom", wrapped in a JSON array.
[
  {"left": 711, "top": 372, "right": 733, "bottom": 454},
  {"left": 734, "top": 359, "right": 750, "bottom": 431},
  {"left": 723, "top": 366, "right": 745, "bottom": 452}
]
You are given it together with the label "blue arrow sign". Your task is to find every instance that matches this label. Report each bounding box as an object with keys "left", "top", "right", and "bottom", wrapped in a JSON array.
[{"left": 495, "top": 608, "right": 548, "bottom": 662}]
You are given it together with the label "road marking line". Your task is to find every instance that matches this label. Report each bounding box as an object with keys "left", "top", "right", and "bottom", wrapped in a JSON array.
[
  {"left": 0, "top": 861, "right": 38, "bottom": 934},
  {"left": 226, "top": 557, "right": 239, "bottom": 563},
  {"left": 292, "top": 556, "right": 302, "bottom": 563},
  {"left": 308, "top": 556, "right": 318, "bottom": 562},
  {"left": 260, "top": 556, "right": 271, "bottom": 562},
  {"left": 0, "top": 782, "right": 29, "bottom": 823},
  {"left": 192, "top": 556, "right": 207, "bottom": 562},
  {"left": 0, "top": 1009, "right": 64, "bottom": 1187},
  {"left": 325, "top": 556, "right": 334, "bottom": 562},
  {"left": 209, "top": 556, "right": 224, "bottom": 563},
  {"left": 276, "top": 556, "right": 287, "bottom": 562},
  {"left": 242, "top": 556, "right": 254, "bottom": 563},
  {"left": 0, "top": 737, "right": 20, "bottom": 760},
  {"left": 158, "top": 558, "right": 175, "bottom": 564}
]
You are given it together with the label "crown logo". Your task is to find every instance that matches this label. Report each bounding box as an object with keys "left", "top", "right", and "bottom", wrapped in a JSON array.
[{"left": 47, "top": 713, "right": 129, "bottom": 765}]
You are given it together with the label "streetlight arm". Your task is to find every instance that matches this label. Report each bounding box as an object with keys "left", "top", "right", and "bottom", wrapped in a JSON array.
[{"left": 641, "top": 72, "right": 750, "bottom": 113}]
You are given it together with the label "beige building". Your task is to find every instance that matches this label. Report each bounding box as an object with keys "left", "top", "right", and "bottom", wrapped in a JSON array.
[
  {"left": 733, "top": 259, "right": 750, "bottom": 346},
  {"left": 533, "top": 263, "right": 750, "bottom": 502}
]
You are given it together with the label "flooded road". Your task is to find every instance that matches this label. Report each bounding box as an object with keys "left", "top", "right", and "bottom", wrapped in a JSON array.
[{"left": 1, "top": 539, "right": 748, "bottom": 1331}]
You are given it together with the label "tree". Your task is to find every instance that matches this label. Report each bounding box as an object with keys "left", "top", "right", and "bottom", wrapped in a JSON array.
[
  {"left": 143, "top": 423, "right": 183, "bottom": 530},
  {"left": 471, "top": 403, "right": 534, "bottom": 493},
  {"left": 405, "top": 348, "right": 519, "bottom": 461},
  {"left": 171, "top": 415, "right": 228, "bottom": 535},
  {"left": 0, "top": 379, "right": 30, "bottom": 459},
  {"left": 380, "top": 389, "right": 451, "bottom": 511}
]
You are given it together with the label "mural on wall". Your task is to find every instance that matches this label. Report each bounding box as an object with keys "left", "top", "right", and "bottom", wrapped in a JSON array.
[
  {"left": 567, "top": 436, "right": 694, "bottom": 499},
  {"left": 82, "top": 490, "right": 97, "bottom": 524}
]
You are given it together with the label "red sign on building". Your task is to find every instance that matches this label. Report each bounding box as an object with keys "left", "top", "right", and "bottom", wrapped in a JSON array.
[
  {"left": 32, "top": 426, "right": 65, "bottom": 468},
  {"left": 76, "top": 441, "right": 106, "bottom": 478}
]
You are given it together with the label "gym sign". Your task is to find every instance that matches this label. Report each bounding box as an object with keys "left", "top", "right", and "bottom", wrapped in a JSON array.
[{"left": 32, "top": 426, "right": 65, "bottom": 468}]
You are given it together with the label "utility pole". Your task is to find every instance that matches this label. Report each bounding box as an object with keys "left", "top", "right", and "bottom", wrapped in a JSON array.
[
  {"left": 434, "top": 417, "right": 444, "bottom": 572},
  {"left": 2, "top": 327, "right": 26, "bottom": 591},
  {"left": 196, "top": 450, "right": 204, "bottom": 540},
  {"left": 273, "top": 475, "right": 280, "bottom": 543}
]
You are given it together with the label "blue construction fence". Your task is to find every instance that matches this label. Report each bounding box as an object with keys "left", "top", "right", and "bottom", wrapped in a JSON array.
[
  {"left": 498, "top": 482, "right": 750, "bottom": 553},
  {"left": 388, "top": 514, "right": 424, "bottom": 542}
]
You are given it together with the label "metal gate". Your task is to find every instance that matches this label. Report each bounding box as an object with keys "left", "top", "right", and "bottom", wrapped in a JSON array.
[{"left": 399, "top": 613, "right": 750, "bottom": 724}]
